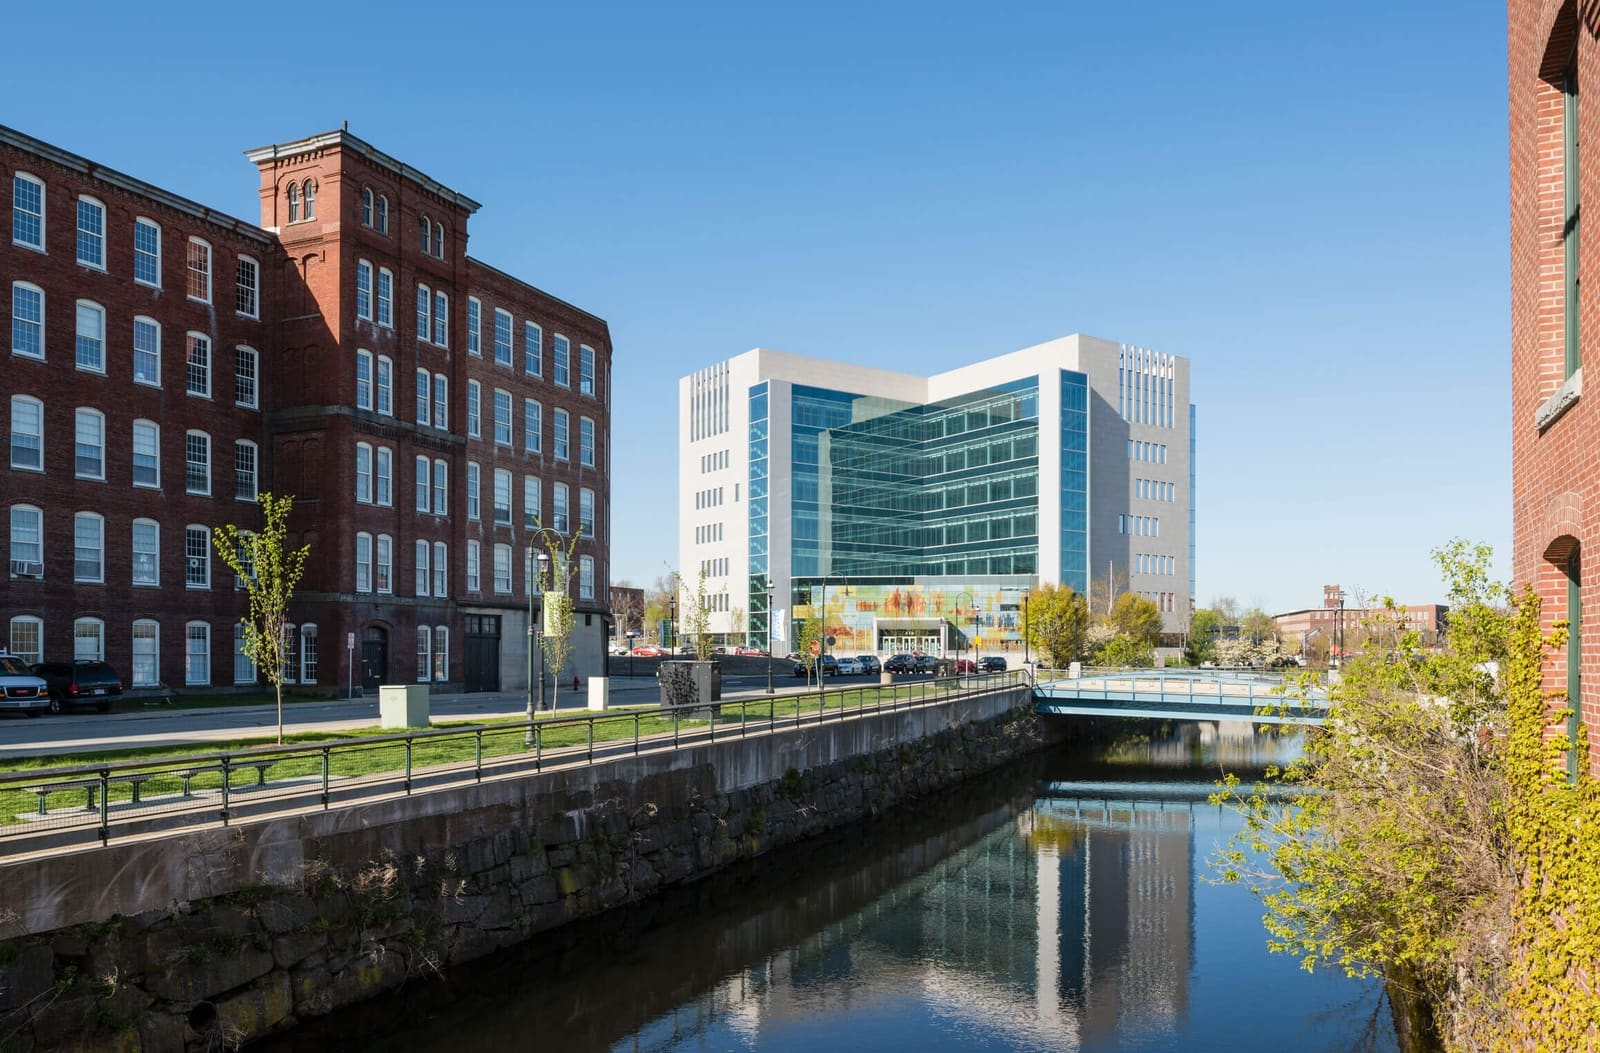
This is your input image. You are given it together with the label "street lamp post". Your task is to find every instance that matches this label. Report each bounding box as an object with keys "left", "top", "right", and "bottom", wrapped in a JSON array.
[
  {"left": 766, "top": 584, "right": 774, "bottom": 696},
  {"left": 1023, "top": 589, "right": 1031, "bottom": 667},
  {"left": 1336, "top": 590, "right": 1347, "bottom": 669},
  {"left": 668, "top": 596, "right": 676, "bottom": 652},
  {"left": 954, "top": 591, "right": 974, "bottom": 671},
  {"left": 525, "top": 547, "right": 551, "bottom": 747}
]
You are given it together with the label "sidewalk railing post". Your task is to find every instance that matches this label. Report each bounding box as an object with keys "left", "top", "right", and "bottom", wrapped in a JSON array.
[{"left": 321, "top": 747, "right": 331, "bottom": 807}]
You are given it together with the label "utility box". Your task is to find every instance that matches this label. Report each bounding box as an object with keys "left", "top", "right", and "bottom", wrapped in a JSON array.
[
  {"left": 379, "top": 684, "right": 430, "bottom": 729},
  {"left": 588, "top": 676, "right": 609, "bottom": 711}
]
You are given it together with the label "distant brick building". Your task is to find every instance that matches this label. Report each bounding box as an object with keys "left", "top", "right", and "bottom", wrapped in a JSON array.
[
  {"left": 1272, "top": 585, "right": 1446, "bottom": 657},
  {"left": 1, "top": 124, "right": 612, "bottom": 695},
  {"left": 1510, "top": 2, "right": 1599, "bottom": 771}
]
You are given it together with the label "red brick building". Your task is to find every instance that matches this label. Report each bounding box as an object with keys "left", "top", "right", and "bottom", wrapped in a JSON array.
[
  {"left": 1511, "top": 2, "right": 1597, "bottom": 771},
  {"left": 1, "top": 124, "right": 612, "bottom": 696}
]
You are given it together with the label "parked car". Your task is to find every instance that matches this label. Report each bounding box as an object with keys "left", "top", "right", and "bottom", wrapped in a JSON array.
[
  {"left": 914, "top": 655, "right": 938, "bottom": 674},
  {"left": 856, "top": 655, "right": 881, "bottom": 675},
  {"left": 30, "top": 660, "right": 124, "bottom": 714},
  {"left": 953, "top": 657, "right": 976, "bottom": 674},
  {"left": 632, "top": 645, "right": 666, "bottom": 657},
  {"left": 836, "top": 657, "right": 863, "bottom": 676},
  {"left": 884, "top": 654, "right": 916, "bottom": 673},
  {"left": 734, "top": 646, "right": 767, "bottom": 657},
  {"left": 0, "top": 653, "right": 49, "bottom": 717},
  {"left": 793, "top": 655, "right": 840, "bottom": 677},
  {"left": 978, "top": 656, "right": 1007, "bottom": 673}
]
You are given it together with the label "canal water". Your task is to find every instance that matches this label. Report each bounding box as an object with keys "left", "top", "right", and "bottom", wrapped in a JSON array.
[{"left": 260, "top": 730, "right": 1398, "bottom": 1052}]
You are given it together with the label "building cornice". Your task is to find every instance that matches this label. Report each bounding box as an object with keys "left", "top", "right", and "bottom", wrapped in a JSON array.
[{"left": 244, "top": 130, "right": 482, "bottom": 215}]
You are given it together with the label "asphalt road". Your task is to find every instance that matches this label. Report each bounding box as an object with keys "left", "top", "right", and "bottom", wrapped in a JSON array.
[{"left": 0, "top": 672, "right": 850, "bottom": 759}]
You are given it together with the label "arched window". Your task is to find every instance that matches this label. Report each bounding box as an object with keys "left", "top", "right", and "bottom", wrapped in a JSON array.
[
  {"left": 132, "top": 619, "right": 159, "bottom": 686},
  {"left": 302, "top": 179, "right": 316, "bottom": 219},
  {"left": 361, "top": 188, "right": 374, "bottom": 227},
  {"left": 420, "top": 214, "right": 431, "bottom": 254},
  {"left": 433, "top": 221, "right": 445, "bottom": 259},
  {"left": 376, "top": 195, "right": 389, "bottom": 234},
  {"left": 286, "top": 182, "right": 300, "bottom": 223},
  {"left": 75, "top": 617, "right": 105, "bottom": 661},
  {"left": 9, "top": 616, "right": 43, "bottom": 665},
  {"left": 300, "top": 623, "right": 319, "bottom": 683}
]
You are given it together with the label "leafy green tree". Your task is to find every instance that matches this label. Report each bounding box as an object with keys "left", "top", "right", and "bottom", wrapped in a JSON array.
[
  {"left": 1185, "top": 608, "right": 1223, "bottom": 665},
  {"left": 1240, "top": 608, "right": 1276, "bottom": 644},
  {"left": 1094, "top": 633, "right": 1154, "bottom": 668},
  {"left": 1024, "top": 583, "right": 1090, "bottom": 668},
  {"left": 1109, "top": 592, "right": 1162, "bottom": 645},
  {"left": 679, "top": 566, "right": 716, "bottom": 662},
  {"left": 212, "top": 493, "right": 309, "bottom": 745},
  {"left": 794, "top": 616, "right": 823, "bottom": 684},
  {"left": 534, "top": 525, "right": 585, "bottom": 711}
]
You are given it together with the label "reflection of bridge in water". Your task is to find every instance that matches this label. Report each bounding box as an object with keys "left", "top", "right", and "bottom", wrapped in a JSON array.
[{"left": 1033, "top": 670, "right": 1329, "bottom": 725}]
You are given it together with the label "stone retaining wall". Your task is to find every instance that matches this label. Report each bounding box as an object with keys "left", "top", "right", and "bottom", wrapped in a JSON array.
[{"left": 0, "top": 687, "right": 1039, "bottom": 1050}]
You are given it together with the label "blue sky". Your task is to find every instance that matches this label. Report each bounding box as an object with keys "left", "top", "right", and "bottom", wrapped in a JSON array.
[{"left": 10, "top": 1, "right": 1511, "bottom": 613}]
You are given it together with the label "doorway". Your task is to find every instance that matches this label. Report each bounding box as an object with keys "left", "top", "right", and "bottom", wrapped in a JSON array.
[
  {"left": 361, "top": 626, "right": 388, "bottom": 690},
  {"left": 464, "top": 615, "right": 502, "bottom": 693}
]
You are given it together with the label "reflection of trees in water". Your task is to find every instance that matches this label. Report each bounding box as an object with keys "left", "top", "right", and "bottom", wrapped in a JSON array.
[{"left": 1080, "top": 721, "right": 1308, "bottom": 776}]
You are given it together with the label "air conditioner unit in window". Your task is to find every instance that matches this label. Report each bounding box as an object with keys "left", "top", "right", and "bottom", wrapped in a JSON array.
[{"left": 9, "top": 560, "right": 42, "bottom": 580}]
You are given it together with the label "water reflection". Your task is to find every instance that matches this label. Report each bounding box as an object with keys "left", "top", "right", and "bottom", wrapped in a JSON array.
[{"left": 260, "top": 728, "right": 1393, "bottom": 1053}]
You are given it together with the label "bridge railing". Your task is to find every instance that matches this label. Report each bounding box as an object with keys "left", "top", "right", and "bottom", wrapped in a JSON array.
[{"left": 0, "top": 670, "right": 1029, "bottom": 854}]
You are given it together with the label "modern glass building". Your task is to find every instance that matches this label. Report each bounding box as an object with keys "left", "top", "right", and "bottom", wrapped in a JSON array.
[{"left": 678, "top": 335, "right": 1194, "bottom": 655}]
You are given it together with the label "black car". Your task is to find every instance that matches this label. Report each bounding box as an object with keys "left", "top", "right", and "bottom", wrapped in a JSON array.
[
  {"left": 29, "top": 660, "right": 124, "bottom": 714},
  {"left": 884, "top": 654, "right": 916, "bottom": 673},
  {"left": 856, "top": 655, "right": 882, "bottom": 675},
  {"left": 793, "top": 655, "right": 840, "bottom": 677},
  {"left": 914, "top": 655, "right": 938, "bottom": 674},
  {"left": 978, "top": 656, "right": 1007, "bottom": 673}
]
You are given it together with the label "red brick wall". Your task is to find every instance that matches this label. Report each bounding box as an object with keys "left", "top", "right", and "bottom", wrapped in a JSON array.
[{"left": 1510, "top": 0, "right": 1600, "bottom": 764}]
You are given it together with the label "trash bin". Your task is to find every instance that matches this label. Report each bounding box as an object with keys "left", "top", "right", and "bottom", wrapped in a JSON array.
[{"left": 379, "top": 684, "right": 429, "bottom": 729}]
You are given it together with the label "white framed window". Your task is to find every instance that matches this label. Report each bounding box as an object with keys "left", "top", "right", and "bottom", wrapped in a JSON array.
[
  {"left": 185, "top": 621, "right": 210, "bottom": 685},
  {"left": 355, "top": 442, "right": 373, "bottom": 503},
  {"left": 432, "top": 222, "right": 446, "bottom": 261},
  {"left": 432, "top": 459, "right": 448, "bottom": 515},
  {"left": 376, "top": 195, "right": 389, "bottom": 234},
  {"left": 185, "top": 430, "right": 210, "bottom": 495},
  {"left": 466, "top": 540, "right": 481, "bottom": 592},
  {"left": 376, "top": 446, "right": 392, "bottom": 506},
  {"left": 419, "top": 213, "right": 431, "bottom": 254},
  {"left": 376, "top": 355, "right": 393, "bottom": 415},
  {"left": 580, "top": 416, "right": 595, "bottom": 467},
  {"left": 186, "top": 238, "right": 211, "bottom": 303},
  {"left": 10, "top": 616, "right": 43, "bottom": 666},
  {"left": 432, "top": 540, "right": 447, "bottom": 596},
  {"left": 235, "top": 440, "right": 258, "bottom": 501},
  {"left": 356, "top": 350, "right": 374, "bottom": 410},
  {"left": 300, "top": 624, "right": 318, "bottom": 683},
  {"left": 524, "top": 476, "right": 540, "bottom": 529},
  {"left": 554, "top": 408, "right": 570, "bottom": 461},
  {"left": 433, "top": 290, "right": 448, "bottom": 347},
  {"left": 467, "top": 380, "right": 481, "bottom": 438},
  {"left": 236, "top": 346, "right": 259, "bottom": 408},
  {"left": 75, "top": 408, "right": 105, "bottom": 480},
  {"left": 416, "top": 367, "right": 431, "bottom": 425},
  {"left": 415, "top": 455, "right": 430, "bottom": 513},
  {"left": 74, "top": 512, "right": 105, "bottom": 582},
  {"left": 553, "top": 482, "right": 569, "bottom": 533},
  {"left": 579, "top": 344, "right": 595, "bottom": 396},
  {"left": 133, "top": 218, "right": 161, "bottom": 286},
  {"left": 75, "top": 196, "right": 106, "bottom": 269},
  {"left": 580, "top": 487, "right": 595, "bottom": 536},
  {"left": 185, "top": 525, "right": 209, "bottom": 588},
  {"left": 236, "top": 255, "right": 259, "bottom": 318},
  {"left": 75, "top": 300, "right": 105, "bottom": 372},
  {"left": 493, "top": 543, "right": 512, "bottom": 594},
  {"left": 133, "top": 620, "right": 160, "bottom": 686},
  {"left": 377, "top": 268, "right": 393, "bottom": 328},
  {"left": 493, "top": 468, "right": 512, "bottom": 525},
  {"left": 433, "top": 374, "right": 448, "bottom": 430},
  {"left": 467, "top": 297, "right": 481, "bottom": 356},
  {"left": 186, "top": 333, "right": 211, "bottom": 398},
  {"left": 376, "top": 534, "right": 393, "bottom": 593},
  {"left": 234, "top": 622, "right": 256, "bottom": 685},
  {"left": 281, "top": 625, "right": 299, "bottom": 684},
  {"left": 493, "top": 308, "right": 512, "bottom": 365},
  {"left": 553, "top": 333, "right": 570, "bottom": 387},
  {"left": 524, "top": 322, "right": 542, "bottom": 376},
  {"left": 76, "top": 618, "right": 106, "bottom": 662},
  {"left": 356, "top": 260, "right": 373, "bottom": 320},
  {"left": 134, "top": 316, "right": 160, "bottom": 386},
  {"left": 9, "top": 505, "right": 43, "bottom": 570},
  {"left": 302, "top": 179, "right": 316, "bottom": 219},
  {"left": 12, "top": 282, "right": 43, "bottom": 359},
  {"left": 287, "top": 182, "right": 300, "bottom": 223},
  {"left": 132, "top": 519, "right": 159, "bottom": 586},
  {"left": 10, "top": 396, "right": 43, "bottom": 471},
  {"left": 579, "top": 555, "right": 595, "bottom": 600},
  {"left": 466, "top": 461, "right": 481, "bottom": 521},
  {"left": 524, "top": 399, "right": 541, "bottom": 453},
  {"left": 417, "top": 626, "right": 432, "bottom": 682},
  {"left": 417, "top": 283, "right": 431, "bottom": 342},
  {"left": 12, "top": 173, "right": 43, "bottom": 250},
  {"left": 362, "top": 188, "right": 374, "bottom": 226},
  {"left": 355, "top": 531, "right": 372, "bottom": 593},
  {"left": 415, "top": 539, "right": 431, "bottom": 596},
  {"left": 494, "top": 389, "right": 512, "bottom": 446},
  {"left": 132, "top": 420, "right": 160, "bottom": 488}
]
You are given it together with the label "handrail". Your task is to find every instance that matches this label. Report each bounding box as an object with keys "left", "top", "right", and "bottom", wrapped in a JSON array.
[{"left": 0, "top": 670, "right": 1029, "bottom": 853}]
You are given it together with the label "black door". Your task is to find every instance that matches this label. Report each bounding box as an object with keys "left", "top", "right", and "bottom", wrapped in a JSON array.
[
  {"left": 464, "top": 615, "right": 501, "bottom": 693},
  {"left": 361, "top": 626, "right": 388, "bottom": 690}
]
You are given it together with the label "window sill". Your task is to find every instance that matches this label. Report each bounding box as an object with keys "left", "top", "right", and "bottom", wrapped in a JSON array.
[{"left": 1536, "top": 366, "right": 1583, "bottom": 433}]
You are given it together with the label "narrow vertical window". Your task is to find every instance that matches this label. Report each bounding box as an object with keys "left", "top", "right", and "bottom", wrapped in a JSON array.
[
  {"left": 554, "top": 408, "right": 569, "bottom": 461},
  {"left": 579, "top": 344, "right": 595, "bottom": 395},
  {"left": 434, "top": 290, "right": 448, "bottom": 347},
  {"left": 75, "top": 301, "right": 105, "bottom": 372},
  {"left": 356, "top": 260, "right": 373, "bottom": 320},
  {"left": 467, "top": 297, "right": 481, "bottom": 356},
  {"left": 467, "top": 380, "right": 482, "bottom": 438},
  {"left": 13, "top": 174, "right": 43, "bottom": 249},
  {"left": 133, "top": 620, "right": 160, "bottom": 684},
  {"left": 433, "top": 375, "right": 448, "bottom": 431},
  {"left": 236, "top": 256, "right": 259, "bottom": 318},
  {"left": 186, "top": 333, "right": 211, "bottom": 397},
  {"left": 133, "top": 317, "right": 161, "bottom": 386},
  {"left": 186, "top": 239, "right": 211, "bottom": 303},
  {"left": 355, "top": 532, "right": 372, "bottom": 593},
  {"left": 356, "top": 350, "right": 374, "bottom": 410},
  {"left": 287, "top": 183, "right": 300, "bottom": 223},
  {"left": 302, "top": 180, "right": 316, "bottom": 219},
  {"left": 525, "top": 322, "right": 542, "bottom": 376},
  {"left": 377, "top": 268, "right": 393, "bottom": 327},
  {"left": 417, "top": 626, "right": 432, "bottom": 680},
  {"left": 433, "top": 541, "right": 447, "bottom": 596},
  {"left": 494, "top": 309, "right": 513, "bottom": 365},
  {"left": 466, "top": 461, "right": 481, "bottom": 521},
  {"left": 417, "top": 284, "right": 431, "bottom": 341},
  {"left": 524, "top": 399, "right": 540, "bottom": 452},
  {"left": 235, "top": 441, "right": 258, "bottom": 500},
  {"left": 494, "top": 389, "right": 512, "bottom": 446},
  {"left": 376, "top": 195, "right": 389, "bottom": 233},
  {"left": 466, "top": 541, "right": 481, "bottom": 591},
  {"left": 12, "top": 283, "right": 43, "bottom": 359},
  {"left": 76, "top": 197, "right": 105, "bottom": 269},
  {"left": 376, "top": 535, "right": 393, "bottom": 594},
  {"left": 235, "top": 346, "right": 259, "bottom": 407},
  {"left": 133, "top": 218, "right": 161, "bottom": 286},
  {"left": 376, "top": 446, "right": 392, "bottom": 506},
  {"left": 415, "top": 540, "right": 430, "bottom": 595},
  {"left": 361, "top": 188, "right": 374, "bottom": 227},
  {"left": 185, "top": 430, "right": 211, "bottom": 495},
  {"left": 416, "top": 368, "right": 431, "bottom": 425},
  {"left": 554, "top": 334, "right": 570, "bottom": 386},
  {"left": 74, "top": 513, "right": 104, "bottom": 582},
  {"left": 580, "top": 416, "right": 595, "bottom": 467},
  {"left": 1567, "top": 55, "right": 1582, "bottom": 380},
  {"left": 132, "top": 420, "right": 160, "bottom": 487},
  {"left": 74, "top": 408, "right": 105, "bottom": 479},
  {"left": 10, "top": 396, "right": 42, "bottom": 470},
  {"left": 415, "top": 455, "right": 430, "bottom": 513},
  {"left": 185, "top": 525, "right": 210, "bottom": 588},
  {"left": 376, "top": 355, "right": 393, "bottom": 415}
]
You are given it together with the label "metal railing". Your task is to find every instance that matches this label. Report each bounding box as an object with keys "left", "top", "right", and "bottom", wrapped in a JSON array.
[
  {"left": 0, "top": 670, "right": 1028, "bottom": 854},
  {"left": 1032, "top": 668, "right": 1327, "bottom": 722}
]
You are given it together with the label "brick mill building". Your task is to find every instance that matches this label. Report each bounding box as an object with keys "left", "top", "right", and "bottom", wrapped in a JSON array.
[
  {"left": 1, "top": 124, "right": 613, "bottom": 696},
  {"left": 1511, "top": 3, "right": 1599, "bottom": 772}
]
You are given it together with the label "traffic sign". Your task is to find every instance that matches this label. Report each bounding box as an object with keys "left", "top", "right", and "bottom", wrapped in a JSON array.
[{"left": 809, "top": 640, "right": 821, "bottom": 655}]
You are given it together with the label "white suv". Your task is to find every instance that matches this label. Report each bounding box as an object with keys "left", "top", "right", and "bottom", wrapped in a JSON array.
[{"left": 0, "top": 653, "right": 49, "bottom": 717}]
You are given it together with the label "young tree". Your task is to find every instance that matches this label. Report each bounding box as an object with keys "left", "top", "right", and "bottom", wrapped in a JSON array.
[
  {"left": 1185, "top": 608, "right": 1223, "bottom": 665},
  {"left": 794, "top": 615, "right": 823, "bottom": 684},
  {"left": 1089, "top": 563, "right": 1129, "bottom": 617},
  {"left": 534, "top": 526, "right": 584, "bottom": 711},
  {"left": 1109, "top": 592, "right": 1163, "bottom": 645},
  {"left": 679, "top": 567, "right": 716, "bottom": 661},
  {"left": 1024, "top": 583, "right": 1090, "bottom": 668},
  {"left": 212, "top": 493, "right": 309, "bottom": 745},
  {"left": 729, "top": 605, "right": 746, "bottom": 645}
]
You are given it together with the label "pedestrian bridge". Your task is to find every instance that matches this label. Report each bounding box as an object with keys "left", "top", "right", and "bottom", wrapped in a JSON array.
[{"left": 1032, "top": 669, "right": 1329, "bottom": 725}]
